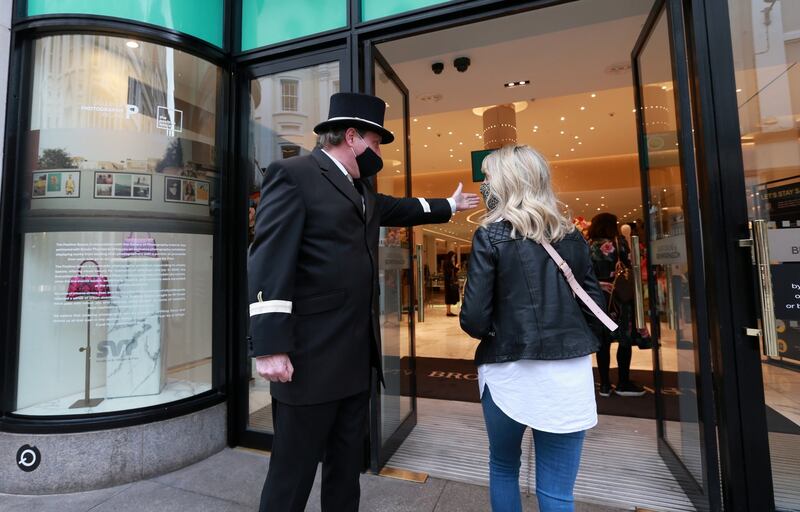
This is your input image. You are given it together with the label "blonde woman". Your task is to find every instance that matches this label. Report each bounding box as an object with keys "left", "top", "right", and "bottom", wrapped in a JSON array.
[{"left": 460, "top": 145, "right": 606, "bottom": 512}]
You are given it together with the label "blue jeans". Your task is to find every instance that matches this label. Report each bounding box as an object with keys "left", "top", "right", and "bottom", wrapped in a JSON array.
[{"left": 481, "top": 386, "right": 586, "bottom": 512}]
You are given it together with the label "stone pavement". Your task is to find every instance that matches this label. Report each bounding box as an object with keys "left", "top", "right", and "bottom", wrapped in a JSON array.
[{"left": 0, "top": 448, "right": 630, "bottom": 512}]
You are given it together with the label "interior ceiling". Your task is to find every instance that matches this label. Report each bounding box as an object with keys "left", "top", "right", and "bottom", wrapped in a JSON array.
[{"left": 376, "top": 0, "right": 662, "bottom": 245}]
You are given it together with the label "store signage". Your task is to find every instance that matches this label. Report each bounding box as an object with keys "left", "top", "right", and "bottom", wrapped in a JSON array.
[
  {"left": 16, "top": 445, "right": 41, "bottom": 472},
  {"left": 770, "top": 264, "right": 800, "bottom": 320},
  {"left": 79, "top": 104, "right": 140, "bottom": 119},
  {"left": 650, "top": 236, "right": 687, "bottom": 265},
  {"left": 763, "top": 182, "right": 800, "bottom": 222},
  {"left": 768, "top": 228, "right": 800, "bottom": 263},
  {"left": 157, "top": 106, "right": 183, "bottom": 132},
  {"left": 471, "top": 149, "right": 493, "bottom": 182}
]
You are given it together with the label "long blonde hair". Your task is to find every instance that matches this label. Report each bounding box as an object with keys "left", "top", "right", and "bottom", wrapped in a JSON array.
[{"left": 481, "top": 144, "right": 573, "bottom": 243}]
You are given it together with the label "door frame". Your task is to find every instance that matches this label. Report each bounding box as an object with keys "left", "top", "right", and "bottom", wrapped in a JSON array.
[
  {"left": 232, "top": 46, "right": 352, "bottom": 451},
  {"left": 683, "top": 0, "right": 776, "bottom": 509}
]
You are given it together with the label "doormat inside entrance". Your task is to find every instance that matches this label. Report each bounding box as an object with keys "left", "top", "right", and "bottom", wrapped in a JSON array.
[{"left": 401, "top": 357, "right": 800, "bottom": 435}]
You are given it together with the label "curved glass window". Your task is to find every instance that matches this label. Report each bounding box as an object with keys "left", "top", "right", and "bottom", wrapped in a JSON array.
[{"left": 14, "top": 35, "right": 222, "bottom": 416}]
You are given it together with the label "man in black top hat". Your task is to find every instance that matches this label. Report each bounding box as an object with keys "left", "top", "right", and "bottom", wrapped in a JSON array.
[{"left": 248, "top": 92, "right": 479, "bottom": 511}]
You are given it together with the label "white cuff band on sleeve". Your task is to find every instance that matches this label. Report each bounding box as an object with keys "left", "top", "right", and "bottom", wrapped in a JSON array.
[
  {"left": 250, "top": 300, "right": 292, "bottom": 316},
  {"left": 418, "top": 198, "right": 431, "bottom": 213}
]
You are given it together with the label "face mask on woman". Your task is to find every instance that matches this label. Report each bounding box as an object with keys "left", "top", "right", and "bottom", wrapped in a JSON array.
[{"left": 480, "top": 181, "right": 499, "bottom": 211}]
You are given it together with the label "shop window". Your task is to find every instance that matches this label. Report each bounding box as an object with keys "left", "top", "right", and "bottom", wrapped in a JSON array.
[
  {"left": 14, "top": 35, "right": 222, "bottom": 416},
  {"left": 280, "top": 79, "right": 299, "bottom": 112}
]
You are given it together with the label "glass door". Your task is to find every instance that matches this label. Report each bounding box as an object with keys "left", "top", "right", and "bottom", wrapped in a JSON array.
[
  {"left": 364, "top": 45, "right": 418, "bottom": 470},
  {"left": 236, "top": 50, "right": 347, "bottom": 449},
  {"left": 723, "top": 0, "right": 800, "bottom": 509},
  {"left": 632, "top": 1, "right": 721, "bottom": 509}
]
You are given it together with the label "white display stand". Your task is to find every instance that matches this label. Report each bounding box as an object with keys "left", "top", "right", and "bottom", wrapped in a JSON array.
[{"left": 105, "top": 257, "right": 166, "bottom": 398}]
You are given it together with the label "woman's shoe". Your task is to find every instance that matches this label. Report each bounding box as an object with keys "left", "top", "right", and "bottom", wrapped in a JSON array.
[
  {"left": 598, "top": 383, "right": 612, "bottom": 397},
  {"left": 446, "top": 312, "right": 457, "bottom": 317},
  {"left": 615, "top": 380, "right": 647, "bottom": 397}
]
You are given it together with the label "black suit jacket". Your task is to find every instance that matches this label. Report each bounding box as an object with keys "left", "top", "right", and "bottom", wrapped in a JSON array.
[{"left": 248, "top": 147, "right": 452, "bottom": 405}]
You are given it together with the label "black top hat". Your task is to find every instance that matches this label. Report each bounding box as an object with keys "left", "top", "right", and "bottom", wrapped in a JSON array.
[{"left": 314, "top": 92, "right": 394, "bottom": 144}]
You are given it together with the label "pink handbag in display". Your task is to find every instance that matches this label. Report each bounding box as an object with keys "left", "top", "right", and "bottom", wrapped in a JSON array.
[
  {"left": 66, "top": 260, "right": 111, "bottom": 300},
  {"left": 120, "top": 232, "right": 158, "bottom": 258}
]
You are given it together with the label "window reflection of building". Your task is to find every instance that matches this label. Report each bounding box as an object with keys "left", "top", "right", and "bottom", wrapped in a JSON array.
[
  {"left": 250, "top": 62, "right": 339, "bottom": 188},
  {"left": 30, "top": 35, "right": 219, "bottom": 175}
]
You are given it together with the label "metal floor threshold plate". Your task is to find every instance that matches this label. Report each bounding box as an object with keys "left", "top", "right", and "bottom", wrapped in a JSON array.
[{"left": 387, "top": 398, "right": 696, "bottom": 512}]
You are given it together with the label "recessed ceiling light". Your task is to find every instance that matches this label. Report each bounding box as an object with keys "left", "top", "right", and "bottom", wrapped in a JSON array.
[
  {"left": 413, "top": 118, "right": 418, "bottom": 122},
  {"left": 424, "top": 144, "right": 428, "bottom": 148},
  {"left": 591, "top": 93, "right": 597, "bottom": 98},
  {"left": 574, "top": 135, "right": 579, "bottom": 139},
  {"left": 590, "top": 126, "right": 595, "bottom": 130},
  {"left": 534, "top": 125, "right": 539, "bottom": 130},
  {"left": 449, "top": 149, "right": 453, "bottom": 152},
  {"left": 459, "top": 142, "right": 463, "bottom": 145},
  {"left": 601, "top": 196, "right": 605, "bottom": 199},
  {"left": 560, "top": 116, "right": 566, "bottom": 121},
  {"left": 126, "top": 41, "right": 140, "bottom": 48},
  {"left": 458, "top": 159, "right": 462, "bottom": 162},
  {"left": 632, "top": 108, "right": 637, "bottom": 112},
  {"left": 427, "top": 126, "right": 431, "bottom": 130},
  {"left": 555, "top": 153, "right": 560, "bottom": 157},
  {"left": 448, "top": 131, "right": 453, "bottom": 135},
  {"left": 560, "top": 130, "right": 565, "bottom": 135},
  {"left": 578, "top": 141, "right": 582, "bottom": 145},
  {"left": 570, "top": 148, "right": 575, "bottom": 152},
  {"left": 580, "top": 106, "right": 585, "bottom": 111},
  {"left": 597, "top": 207, "right": 601, "bottom": 211}
]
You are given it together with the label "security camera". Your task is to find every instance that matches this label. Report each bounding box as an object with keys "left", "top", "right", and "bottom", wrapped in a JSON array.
[
  {"left": 453, "top": 57, "right": 471, "bottom": 73},
  {"left": 431, "top": 62, "right": 444, "bottom": 75}
]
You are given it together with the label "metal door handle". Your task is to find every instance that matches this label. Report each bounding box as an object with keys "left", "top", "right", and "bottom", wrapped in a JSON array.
[
  {"left": 741, "top": 220, "right": 778, "bottom": 357},
  {"left": 631, "top": 235, "right": 646, "bottom": 329},
  {"left": 416, "top": 243, "right": 424, "bottom": 323}
]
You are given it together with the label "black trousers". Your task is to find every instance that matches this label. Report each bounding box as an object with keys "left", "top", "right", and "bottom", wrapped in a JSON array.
[{"left": 259, "top": 390, "right": 369, "bottom": 512}]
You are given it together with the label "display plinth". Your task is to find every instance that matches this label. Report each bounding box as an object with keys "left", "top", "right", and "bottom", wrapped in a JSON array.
[{"left": 105, "top": 257, "right": 166, "bottom": 398}]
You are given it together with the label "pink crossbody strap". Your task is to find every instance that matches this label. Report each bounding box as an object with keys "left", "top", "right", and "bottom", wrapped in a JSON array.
[{"left": 541, "top": 241, "right": 619, "bottom": 332}]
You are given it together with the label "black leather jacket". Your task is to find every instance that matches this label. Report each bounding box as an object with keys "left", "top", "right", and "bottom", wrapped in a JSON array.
[{"left": 460, "top": 221, "right": 605, "bottom": 365}]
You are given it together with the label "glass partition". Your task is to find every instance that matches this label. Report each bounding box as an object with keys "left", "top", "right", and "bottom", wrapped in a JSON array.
[
  {"left": 246, "top": 61, "right": 341, "bottom": 433},
  {"left": 727, "top": 1, "right": 800, "bottom": 509}
]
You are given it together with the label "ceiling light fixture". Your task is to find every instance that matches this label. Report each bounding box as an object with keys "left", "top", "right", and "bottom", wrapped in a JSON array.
[
  {"left": 504, "top": 80, "right": 531, "bottom": 88},
  {"left": 560, "top": 116, "right": 566, "bottom": 121},
  {"left": 126, "top": 41, "right": 140, "bottom": 48},
  {"left": 591, "top": 93, "right": 597, "bottom": 98},
  {"left": 580, "top": 106, "right": 585, "bottom": 111},
  {"left": 590, "top": 126, "right": 595, "bottom": 130}
]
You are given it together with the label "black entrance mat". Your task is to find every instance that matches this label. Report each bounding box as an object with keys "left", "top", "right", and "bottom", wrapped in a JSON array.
[{"left": 402, "top": 357, "right": 800, "bottom": 435}]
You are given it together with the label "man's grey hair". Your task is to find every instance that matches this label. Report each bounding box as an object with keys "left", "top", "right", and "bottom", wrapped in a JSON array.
[{"left": 317, "top": 126, "right": 365, "bottom": 148}]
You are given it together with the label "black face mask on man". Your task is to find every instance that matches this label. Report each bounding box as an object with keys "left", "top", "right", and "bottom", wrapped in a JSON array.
[
  {"left": 480, "top": 181, "right": 499, "bottom": 211},
  {"left": 352, "top": 135, "right": 384, "bottom": 178}
]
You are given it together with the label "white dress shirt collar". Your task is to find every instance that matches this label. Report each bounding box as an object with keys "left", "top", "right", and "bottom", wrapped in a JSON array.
[{"left": 320, "top": 148, "right": 353, "bottom": 183}]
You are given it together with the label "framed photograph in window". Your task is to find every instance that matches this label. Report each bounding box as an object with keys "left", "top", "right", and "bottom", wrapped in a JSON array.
[{"left": 32, "top": 171, "right": 81, "bottom": 198}]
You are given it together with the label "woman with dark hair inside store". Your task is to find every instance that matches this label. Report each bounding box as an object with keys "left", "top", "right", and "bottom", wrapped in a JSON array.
[
  {"left": 461, "top": 144, "right": 615, "bottom": 512},
  {"left": 587, "top": 212, "right": 646, "bottom": 398},
  {"left": 443, "top": 250, "right": 460, "bottom": 316}
]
